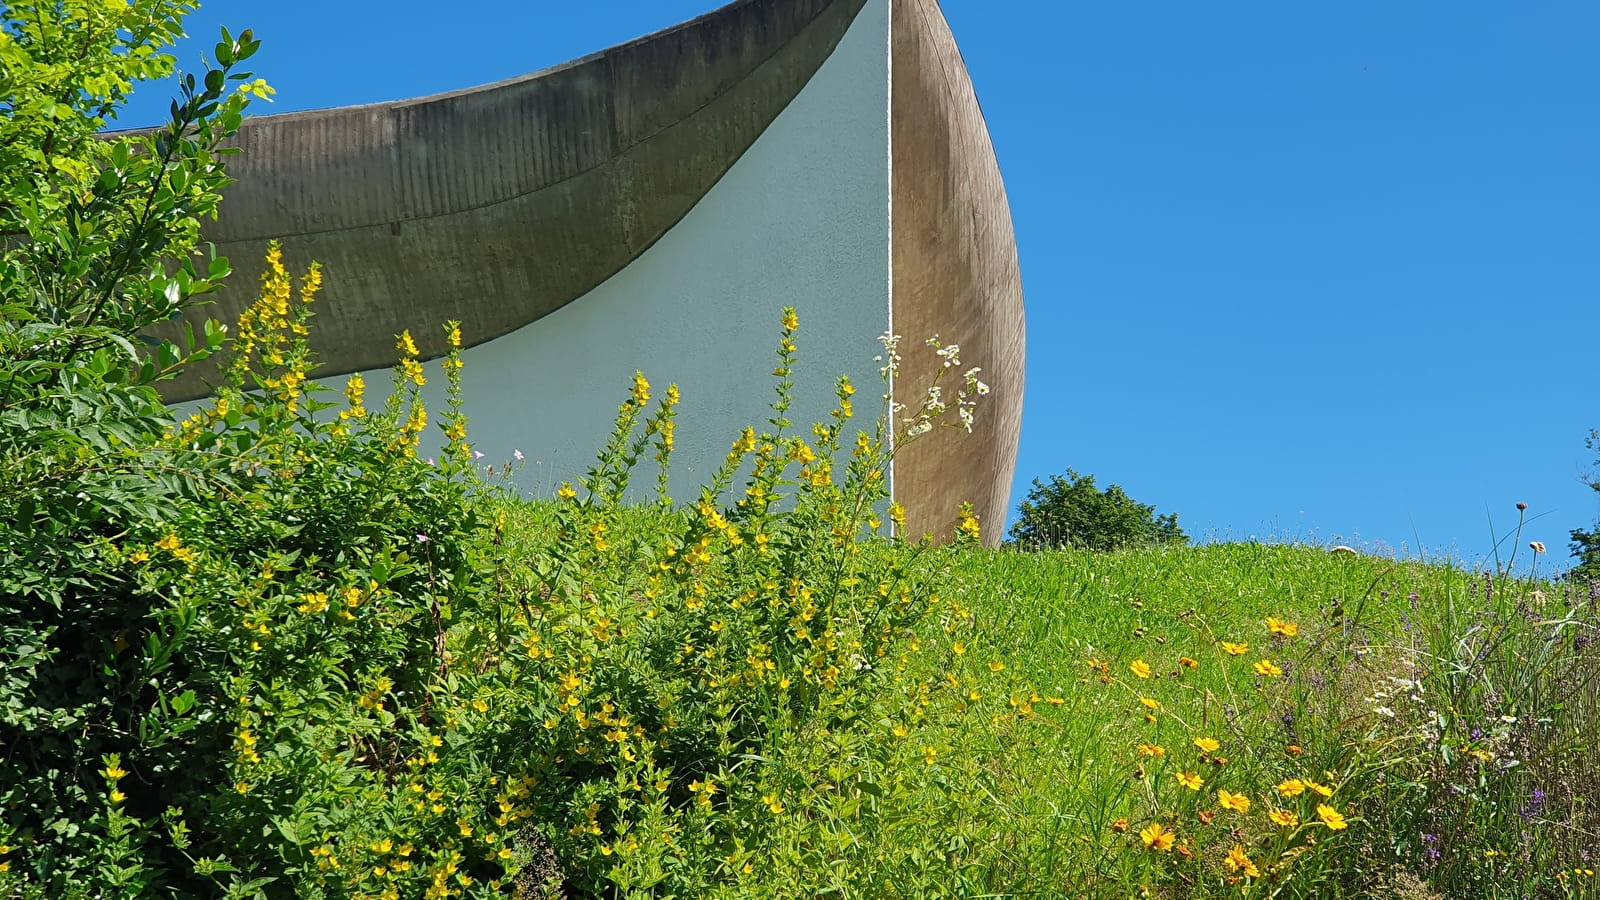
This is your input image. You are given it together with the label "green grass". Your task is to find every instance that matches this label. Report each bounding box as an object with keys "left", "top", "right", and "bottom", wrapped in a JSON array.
[{"left": 653, "top": 533, "right": 1600, "bottom": 899}]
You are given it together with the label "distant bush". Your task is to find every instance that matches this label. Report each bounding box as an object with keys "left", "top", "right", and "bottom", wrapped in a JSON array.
[
  {"left": 1007, "top": 469, "right": 1188, "bottom": 551},
  {"left": 1569, "top": 430, "right": 1600, "bottom": 585}
]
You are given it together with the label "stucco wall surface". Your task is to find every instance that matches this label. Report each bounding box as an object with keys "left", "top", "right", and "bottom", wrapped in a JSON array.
[{"left": 342, "top": 0, "right": 890, "bottom": 500}]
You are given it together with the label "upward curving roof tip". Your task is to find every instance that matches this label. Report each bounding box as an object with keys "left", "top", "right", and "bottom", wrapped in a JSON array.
[{"left": 158, "top": 0, "right": 870, "bottom": 401}]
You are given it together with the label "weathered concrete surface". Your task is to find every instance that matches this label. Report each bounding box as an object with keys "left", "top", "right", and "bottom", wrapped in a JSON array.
[
  {"left": 156, "top": 0, "right": 1023, "bottom": 546},
  {"left": 156, "top": 0, "right": 868, "bottom": 401},
  {"left": 890, "top": 0, "right": 1025, "bottom": 546}
]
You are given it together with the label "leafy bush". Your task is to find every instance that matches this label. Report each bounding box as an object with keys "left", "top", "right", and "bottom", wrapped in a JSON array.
[
  {"left": 1007, "top": 469, "right": 1188, "bottom": 551},
  {"left": 2, "top": 211, "right": 993, "bottom": 897}
]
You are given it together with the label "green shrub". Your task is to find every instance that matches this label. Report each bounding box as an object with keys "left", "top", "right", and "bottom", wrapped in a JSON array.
[
  {"left": 2, "top": 220, "right": 994, "bottom": 896},
  {"left": 1008, "top": 469, "right": 1188, "bottom": 552}
]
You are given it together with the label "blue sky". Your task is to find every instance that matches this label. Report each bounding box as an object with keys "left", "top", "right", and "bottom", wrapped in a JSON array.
[{"left": 120, "top": 1, "right": 1600, "bottom": 571}]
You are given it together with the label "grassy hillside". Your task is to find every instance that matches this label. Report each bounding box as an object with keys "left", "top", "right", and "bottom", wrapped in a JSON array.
[
  {"left": 915, "top": 542, "right": 1596, "bottom": 898},
  {"left": 489, "top": 498, "right": 1600, "bottom": 899}
]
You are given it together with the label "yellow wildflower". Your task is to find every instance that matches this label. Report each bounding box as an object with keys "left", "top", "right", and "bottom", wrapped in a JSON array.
[
  {"left": 1137, "top": 744, "right": 1166, "bottom": 758},
  {"left": 1140, "top": 822, "right": 1175, "bottom": 851},
  {"left": 1317, "top": 804, "right": 1348, "bottom": 830},
  {"left": 1175, "top": 771, "right": 1204, "bottom": 791},
  {"left": 1129, "top": 659, "right": 1153, "bottom": 679},
  {"left": 1268, "top": 808, "right": 1299, "bottom": 827},
  {"left": 1224, "top": 845, "right": 1260, "bottom": 878},
  {"left": 1277, "top": 779, "right": 1306, "bottom": 797},
  {"left": 1253, "top": 659, "right": 1284, "bottom": 677},
  {"left": 1266, "top": 616, "right": 1299, "bottom": 637},
  {"left": 1217, "top": 790, "right": 1251, "bottom": 813},
  {"left": 1221, "top": 641, "right": 1249, "bottom": 656},
  {"left": 1194, "top": 737, "right": 1220, "bottom": 753}
]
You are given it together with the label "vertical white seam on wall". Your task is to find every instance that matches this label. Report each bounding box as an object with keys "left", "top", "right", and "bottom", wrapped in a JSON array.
[{"left": 884, "top": 0, "right": 896, "bottom": 530}]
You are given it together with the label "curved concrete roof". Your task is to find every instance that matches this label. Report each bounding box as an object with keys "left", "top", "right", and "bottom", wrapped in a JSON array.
[
  {"left": 159, "top": 0, "right": 868, "bottom": 400},
  {"left": 156, "top": 0, "right": 1023, "bottom": 545}
]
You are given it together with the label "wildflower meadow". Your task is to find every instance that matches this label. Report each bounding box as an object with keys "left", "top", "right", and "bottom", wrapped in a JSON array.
[{"left": 5, "top": 240, "right": 1599, "bottom": 898}]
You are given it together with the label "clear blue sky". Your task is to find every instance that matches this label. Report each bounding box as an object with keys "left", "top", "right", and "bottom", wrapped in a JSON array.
[{"left": 120, "top": 2, "right": 1600, "bottom": 571}]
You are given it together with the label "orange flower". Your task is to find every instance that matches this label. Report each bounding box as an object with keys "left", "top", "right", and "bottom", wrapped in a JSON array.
[
  {"left": 1111, "top": 817, "right": 1130, "bottom": 833},
  {"left": 1286, "top": 744, "right": 1304, "bottom": 756},
  {"left": 1178, "top": 656, "right": 1199, "bottom": 668}
]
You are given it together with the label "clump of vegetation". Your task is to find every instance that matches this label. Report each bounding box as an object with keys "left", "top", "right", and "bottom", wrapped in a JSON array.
[
  {"left": 1568, "top": 430, "right": 1600, "bottom": 585},
  {"left": 1008, "top": 468, "right": 1188, "bottom": 551}
]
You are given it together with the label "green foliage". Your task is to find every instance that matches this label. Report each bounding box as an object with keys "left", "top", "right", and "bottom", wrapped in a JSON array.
[
  {"left": 1007, "top": 468, "right": 1188, "bottom": 551},
  {"left": 0, "top": 4, "right": 274, "bottom": 894},
  {"left": 1569, "top": 429, "right": 1600, "bottom": 584}
]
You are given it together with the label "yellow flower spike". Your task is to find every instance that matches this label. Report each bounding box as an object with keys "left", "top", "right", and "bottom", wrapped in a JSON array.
[
  {"left": 1140, "top": 822, "right": 1175, "bottom": 852},
  {"left": 631, "top": 371, "right": 651, "bottom": 406},
  {"left": 781, "top": 308, "right": 799, "bottom": 331},
  {"left": 1129, "top": 659, "right": 1153, "bottom": 679},
  {"left": 445, "top": 321, "right": 462, "bottom": 348},
  {"left": 957, "top": 504, "right": 982, "bottom": 541},
  {"left": 396, "top": 330, "right": 419, "bottom": 357}
]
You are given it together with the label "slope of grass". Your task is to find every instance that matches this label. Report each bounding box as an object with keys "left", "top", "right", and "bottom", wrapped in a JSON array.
[{"left": 701, "top": 537, "right": 1599, "bottom": 898}]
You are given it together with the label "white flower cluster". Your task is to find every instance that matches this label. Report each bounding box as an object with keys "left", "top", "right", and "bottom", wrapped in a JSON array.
[{"left": 875, "top": 331, "right": 992, "bottom": 437}]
